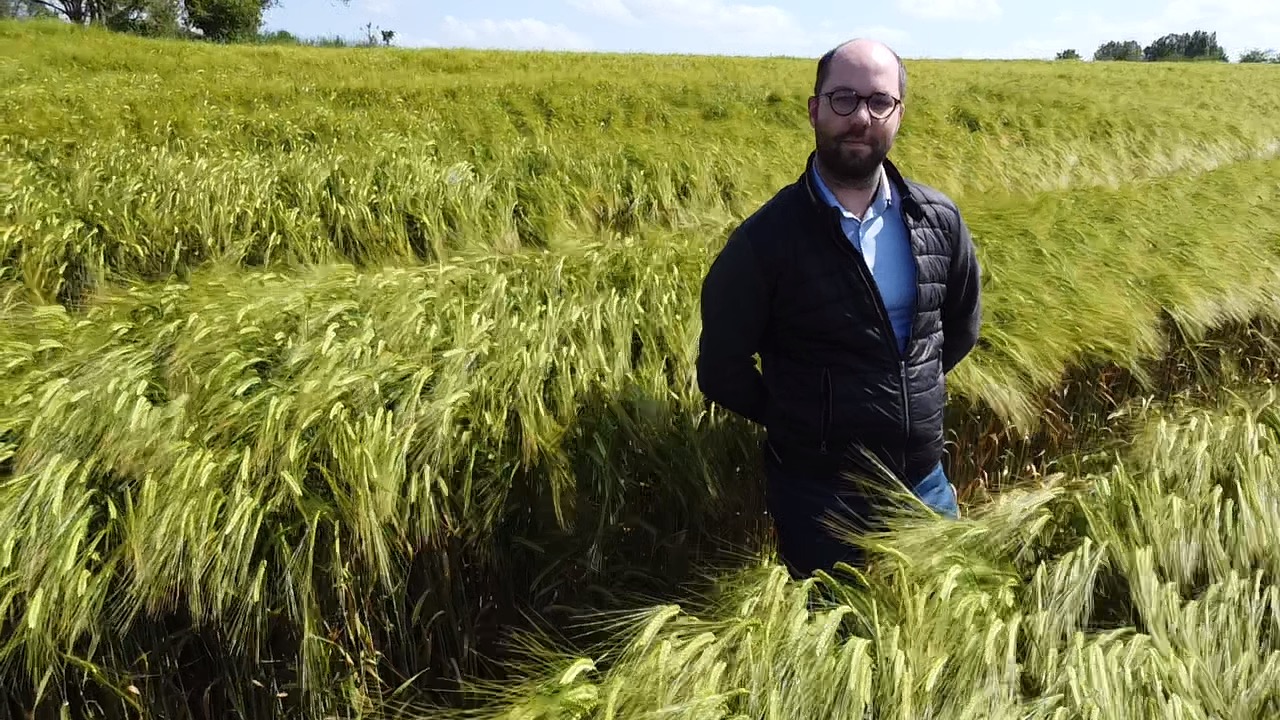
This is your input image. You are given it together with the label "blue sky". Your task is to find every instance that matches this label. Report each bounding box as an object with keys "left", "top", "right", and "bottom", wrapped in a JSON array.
[{"left": 263, "top": 0, "right": 1279, "bottom": 61}]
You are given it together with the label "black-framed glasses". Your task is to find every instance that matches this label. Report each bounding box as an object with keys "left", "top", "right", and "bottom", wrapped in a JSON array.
[{"left": 817, "top": 90, "right": 900, "bottom": 119}]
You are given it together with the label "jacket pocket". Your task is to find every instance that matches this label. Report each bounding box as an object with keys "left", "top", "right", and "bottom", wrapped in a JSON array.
[{"left": 819, "top": 367, "right": 832, "bottom": 454}]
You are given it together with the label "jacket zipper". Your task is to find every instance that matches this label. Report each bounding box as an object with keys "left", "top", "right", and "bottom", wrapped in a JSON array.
[
  {"left": 822, "top": 207, "right": 915, "bottom": 472},
  {"left": 898, "top": 360, "right": 909, "bottom": 473},
  {"left": 820, "top": 367, "right": 832, "bottom": 454}
]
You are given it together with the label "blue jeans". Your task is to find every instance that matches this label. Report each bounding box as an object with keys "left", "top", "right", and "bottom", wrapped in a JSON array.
[{"left": 764, "top": 456, "right": 958, "bottom": 578}]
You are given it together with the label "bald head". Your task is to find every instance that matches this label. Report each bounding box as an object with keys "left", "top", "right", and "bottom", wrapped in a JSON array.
[{"left": 814, "top": 38, "right": 907, "bottom": 100}]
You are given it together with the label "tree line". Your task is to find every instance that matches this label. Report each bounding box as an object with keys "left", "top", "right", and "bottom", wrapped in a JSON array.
[
  {"left": 1, "top": 6, "right": 1272, "bottom": 62},
  {"left": 1055, "top": 30, "right": 1277, "bottom": 63},
  {"left": 0, "top": 0, "right": 393, "bottom": 44}
]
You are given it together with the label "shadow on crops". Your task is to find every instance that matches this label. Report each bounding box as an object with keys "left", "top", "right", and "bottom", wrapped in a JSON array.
[
  {"left": 423, "top": 315, "right": 1280, "bottom": 711},
  {"left": 407, "top": 385, "right": 775, "bottom": 710},
  {"left": 944, "top": 312, "right": 1280, "bottom": 501},
  {"left": 0, "top": 385, "right": 774, "bottom": 720},
  {"left": 353, "top": 385, "right": 775, "bottom": 712},
  {"left": 8, "top": 314, "right": 1280, "bottom": 720}
]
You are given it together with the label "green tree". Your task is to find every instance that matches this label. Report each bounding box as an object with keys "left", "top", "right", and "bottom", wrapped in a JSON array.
[
  {"left": 184, "top": 0, "right": 272, "bottom": 41},
  {"left": 10, "top": 0, "right": 180, "bottom": 34},
  {"left": 5, "top": 0, "right": 348, "bottom": 40},
  {"left": 1093, "top": 40, "right": 1143, "bottom": 61},
  {"left": 1, "top": 0, "right": 58, "bottom": 17},
  {"left": 1055, "top": 48, "right": 1081, "bottom": 60},
  {"left": 1143, "top": 30, "right": 1228, "bottom": 61},
  {"left": 15, "top": 0, "right": 109, "bottom": 23},
  {"left": 1239, "top": 48, "right": 1279, "bottom": 63},
  {"left": 102, "top": 0, "right": 181, "bottom": 36}
]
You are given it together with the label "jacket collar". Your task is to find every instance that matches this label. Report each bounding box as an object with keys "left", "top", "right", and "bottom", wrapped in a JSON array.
[
  {"left": 800, "top": 151, "right": 920, "bottom": 220},
  {"left": 812, "top": 162, "right": 891, "bottom": 213}
]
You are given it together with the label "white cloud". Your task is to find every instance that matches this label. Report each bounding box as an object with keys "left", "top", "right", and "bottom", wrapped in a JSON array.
[
  {"left": 433, "top": 16, "right": 593, "bottom": 51},
  {"left": 897, "top": 0, "right": 1000, "bottom": 22},
  {"left": 956, "top": 35, "right": 1077, "bottom": 60},
  {"left": 564, "top": 0, "right": 908, "bottom": 56},
  {"left": 1163, "top": 0, "right": 1280, "bottom": 26},
  {"left": 359, "top": 0, "right": 396, "bottom": 16},
  {"left": 626, "top": 0, "right": 796, "bottom": 38},
  {"left": 568, "top": 0, "right": 638, "bottom": 24}
]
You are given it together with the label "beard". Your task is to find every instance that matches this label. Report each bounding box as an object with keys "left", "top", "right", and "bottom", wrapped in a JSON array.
[{"left": 814, "top": 128, "right": 890, "bottom": 189}]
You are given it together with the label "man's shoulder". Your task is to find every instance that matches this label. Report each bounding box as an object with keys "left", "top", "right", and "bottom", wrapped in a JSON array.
[
  {"left": 902, "top": 177, "right": 961, "bottom": 217},
  {"left": 732, "top": 178, "right": 810, "bottom": 242},
  {"left": 896, "top": 174, "right": 969, "bottom": 246},
  {"left": 711, "top": 179, "right": 810, "bottom": 278}
]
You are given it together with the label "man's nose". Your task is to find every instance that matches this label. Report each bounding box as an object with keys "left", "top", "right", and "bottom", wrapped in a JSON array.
[
  {"left": 848, "top": 107, "right": 872, "bottom": 128},
  {"left": 847, "top": 100, "right": 874, "bottom": 125}
]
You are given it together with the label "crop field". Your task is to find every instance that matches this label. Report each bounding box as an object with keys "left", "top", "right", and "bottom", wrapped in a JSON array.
[{"left": 2, "top": 16, "right": 1280, "bottom": 720}]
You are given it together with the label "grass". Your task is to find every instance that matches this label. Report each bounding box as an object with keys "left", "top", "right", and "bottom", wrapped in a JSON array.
[
  {"left": 2, "top": 16, "right": 1280, "bottom": 720},
  {"left": 5, "top": 19, "right": 1280, "bottom": 303},
  {"left": 445, "top": 384, "right": 1280, "bottom": 720}
]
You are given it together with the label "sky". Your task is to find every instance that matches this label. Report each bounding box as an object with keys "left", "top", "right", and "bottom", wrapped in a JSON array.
[{"left": 262, "top": 0, "right": 1280, "bottom": 61}]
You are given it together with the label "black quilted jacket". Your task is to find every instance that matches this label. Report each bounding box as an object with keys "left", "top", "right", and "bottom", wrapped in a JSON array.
[{"left": 696, "top": 153, "right": 983, "bottom": 485}]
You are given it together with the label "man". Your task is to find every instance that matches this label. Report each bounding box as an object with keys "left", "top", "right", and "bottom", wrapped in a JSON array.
[{"left": 696, "top": 38, "right": 982, "bottom": 578}]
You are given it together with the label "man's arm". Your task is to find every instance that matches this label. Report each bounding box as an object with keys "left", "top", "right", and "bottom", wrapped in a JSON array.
[
  {"left": 696, "top": 229, "right": 771, "bottom": 425},
  {"left": 941, "top": 206, "right": 982, "bottom": 374}
]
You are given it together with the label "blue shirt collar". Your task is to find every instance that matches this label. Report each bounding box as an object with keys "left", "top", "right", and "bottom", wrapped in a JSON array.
[{"left": 811, "top": 162, "right": 892, "bottom": 219}]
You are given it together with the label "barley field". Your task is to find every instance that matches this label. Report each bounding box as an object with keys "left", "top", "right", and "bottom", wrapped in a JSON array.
[{"left": 2, "top": 17, "right": 1280, "bottom": 720}]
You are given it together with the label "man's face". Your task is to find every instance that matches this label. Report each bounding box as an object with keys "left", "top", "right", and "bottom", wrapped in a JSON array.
[{"left": 808, "top": 51, "right": 903, "bottom": 188}]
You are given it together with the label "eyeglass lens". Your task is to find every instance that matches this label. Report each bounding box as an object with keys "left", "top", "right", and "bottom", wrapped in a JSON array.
[{"left": 829, "top": 92, "right": 896, "bottom": 117}]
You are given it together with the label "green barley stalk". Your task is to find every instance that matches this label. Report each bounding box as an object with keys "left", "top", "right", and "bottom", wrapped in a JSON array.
[
  {"left": 450, "top": 385, "right": 1280, "bottom": 720},
  {"left": 5, "top": 18, "right": 1280, "bottom": 718}
]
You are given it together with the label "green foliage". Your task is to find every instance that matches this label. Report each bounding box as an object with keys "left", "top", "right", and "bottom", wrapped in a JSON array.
[
  {"left": 185, "top": 0, "right": 270, "bottom": 41},
  {"left": 101, "top": 0, "right": 181, "bottom": 37},
  {"left": 5, "top": 20, "right": 1280, "bottom": 307},
  {"left": 1, "top": 0, "right": 296, "bottom": 40},
  {"left": 1095, "top": 30, "right": 1230, "bottom": 63},
  {"left": 0, "top": 0, "right": 57, "bottom": 18},
  {"left": 1240, "top": 48, "right": 1280, "bottom": 63},
  {"left": 1054, "top": 48, "right": 1080, "bottom": 60},
  {"left": 7, "top": 0, "right": 161, "bottom": 24},
  {"left": 3, "top": 18, "right": 1280, "bottom": 720},
  {"left": 1093, "top": 39, "right": 1143, "bottom": 61},
  {"left": 1143, "top": 30, "right": 1229, "bottom": 62}
]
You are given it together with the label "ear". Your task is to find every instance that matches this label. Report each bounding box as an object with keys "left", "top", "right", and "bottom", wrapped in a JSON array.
[
  {"left": 807, "top": 96, "right": 819, "bottom": 127},
  {"left": 889, "top": 102, "right": 904, "bottom": 131}
]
